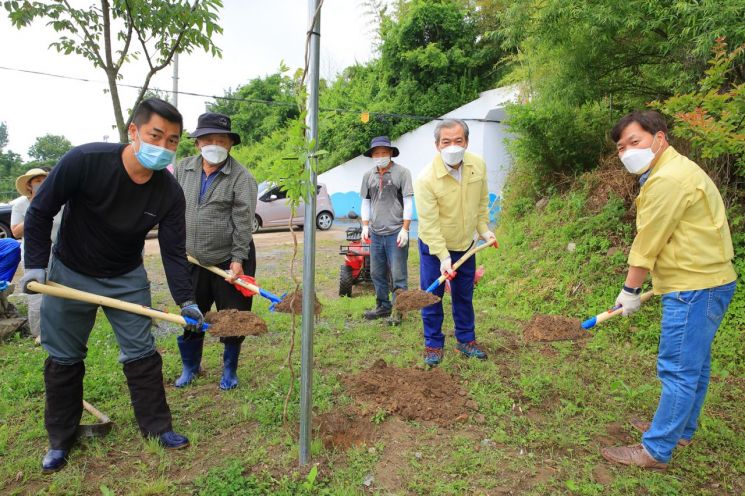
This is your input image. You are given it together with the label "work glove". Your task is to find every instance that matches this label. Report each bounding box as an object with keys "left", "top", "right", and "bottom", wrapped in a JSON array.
[
  {"left": 20, "top": 268, "right": 47, "bottom": 294},
  {"left": 396, "top": 228, "right": 409, "bottom": 248},
  {"left": 180, "top": 301, "right": 205, "bottom": 332},
  {"left": 480, "top": 230, "right": 499, "bottom": 248},
  {"left": 615, "top": 288, "right": 641, "bottom": 317},
  {"left": 233, "top": 275, "right": 259, "bottom": 297},
  {"left": 361, "top": 225, "right": 370, "bottom": 243},
  {"left": 440, "top": 257, "right": 456, "bottom": 280}
]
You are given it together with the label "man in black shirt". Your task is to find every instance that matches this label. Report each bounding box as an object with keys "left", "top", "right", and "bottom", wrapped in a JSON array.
[{"left": 20, "top": 98, "right": 204, "bottom": 474}]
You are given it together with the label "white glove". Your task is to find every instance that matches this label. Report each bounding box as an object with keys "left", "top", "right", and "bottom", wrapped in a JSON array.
[
  {"left": 396, "top": 229, "right": 409, "bottom": 247},
  {"left": 480, "top": 230, "right": 497, "bottom": 246},
  {"left": 361, "top": 225, "right": 370, "bottom": 243},
  {"left": 615, "top": 288, "right": 641, "bottom": 316},
  {"left": 20, "top": 268, "right": 47, "bottom": 294},
  {"left": 440, "top": 257, "right": 455, "bottom": 279}
]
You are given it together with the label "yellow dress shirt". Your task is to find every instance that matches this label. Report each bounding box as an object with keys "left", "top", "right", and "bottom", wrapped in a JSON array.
[
  {"left": 628, "top": 146, "right": 737, "bottom": 294},
  {"left": 414, "top": 152, "right": 490, "bottom": 261}
]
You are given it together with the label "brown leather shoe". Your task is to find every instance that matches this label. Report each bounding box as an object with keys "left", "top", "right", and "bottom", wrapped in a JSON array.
[
  {"left": 630, "top": 419, "right": 692, "bottom": 447},
  {"left": 601, "top": 444, "right": 668, "bottom": 470}
]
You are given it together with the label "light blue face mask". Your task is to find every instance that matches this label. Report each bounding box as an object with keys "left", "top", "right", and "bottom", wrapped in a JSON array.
[{"left": 134, "top": 131, "right": 176, "bottom": 171}]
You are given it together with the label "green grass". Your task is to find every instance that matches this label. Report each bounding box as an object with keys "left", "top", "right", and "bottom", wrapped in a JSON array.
[{"left": 0, "top": 189, "right": 743, "bottom": 495}]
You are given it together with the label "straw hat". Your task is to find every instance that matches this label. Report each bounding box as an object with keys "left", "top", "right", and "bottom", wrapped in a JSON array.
[{"left": 15, "top": 168, "right": 49, "bottom": 197}]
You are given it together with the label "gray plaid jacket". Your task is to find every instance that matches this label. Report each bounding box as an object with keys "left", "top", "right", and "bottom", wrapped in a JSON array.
[{"left": 174, "top": 154, "right": 258, "bottom": 266}]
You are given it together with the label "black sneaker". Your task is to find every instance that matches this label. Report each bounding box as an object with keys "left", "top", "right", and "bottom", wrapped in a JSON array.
[{"left": 363, "top": 306, "right": 392, "bottom": 320}]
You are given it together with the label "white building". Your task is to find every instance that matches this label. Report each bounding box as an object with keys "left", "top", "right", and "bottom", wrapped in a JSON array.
[{"left": 318, "top": 85, "right": 519, "bottom": 222}]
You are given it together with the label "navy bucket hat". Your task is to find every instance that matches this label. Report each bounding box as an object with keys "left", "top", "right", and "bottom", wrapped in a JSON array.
[
  {"left": 363, "top": 136, "right": 399, "bottom": 157},
  {"left": 189, "top": 112, "right": 241, "bottom": 145}
]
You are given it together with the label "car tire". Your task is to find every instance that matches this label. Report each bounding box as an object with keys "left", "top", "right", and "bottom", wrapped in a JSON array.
[
  {"left": 316, "top": 211, "right": 333, "bottom": 231},
  {"left": 0, "top": 223, "right": 12, "bottom": 239},
  {"left": 252, "top": 215, "right": 261, "bottom": 234},
  {"left": 339, "top": 264, "right": 354, "bottom": 297}
]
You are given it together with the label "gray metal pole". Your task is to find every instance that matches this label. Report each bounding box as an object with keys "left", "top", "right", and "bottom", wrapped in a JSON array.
[
  {"left": 172, "top": 52, "right": 179, "bottom": 108},
  {"left": 299, "top": 0, "right": 321, "bottom": 466}
]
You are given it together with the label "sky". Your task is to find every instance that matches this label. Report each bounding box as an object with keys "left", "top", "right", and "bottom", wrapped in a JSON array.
[{"left": 0, "top": 0, "right": 382, "bottom": 159}]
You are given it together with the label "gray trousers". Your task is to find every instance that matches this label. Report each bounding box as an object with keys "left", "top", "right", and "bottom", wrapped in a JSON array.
[{"left": 41, "top": 257, "right": 156, "bottom": 365}]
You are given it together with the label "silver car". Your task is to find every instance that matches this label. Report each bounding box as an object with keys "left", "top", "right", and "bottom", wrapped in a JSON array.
[{"left": 253, "top": 182, "right": 335, "bottom": 233}]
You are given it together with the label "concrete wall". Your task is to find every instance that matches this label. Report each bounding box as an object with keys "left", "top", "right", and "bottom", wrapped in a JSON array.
[{"left": 318, "top": 85, "right": 518, "bottom": 222}]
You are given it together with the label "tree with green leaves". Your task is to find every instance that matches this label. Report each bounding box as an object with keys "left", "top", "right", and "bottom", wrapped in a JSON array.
[
  {"left": 4, "top": 0, "right": 223, "bottom": 143},
  {"left": 28, "top": 134, "right": 72, "bottom": 165}
]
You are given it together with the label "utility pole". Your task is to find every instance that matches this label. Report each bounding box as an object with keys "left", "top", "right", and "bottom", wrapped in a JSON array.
[
  {"left": 299, "top": 0, "right": 321, "bottom": 467},
  {"left": 172, "top": 52, "right": 179, "bottom": 108}
]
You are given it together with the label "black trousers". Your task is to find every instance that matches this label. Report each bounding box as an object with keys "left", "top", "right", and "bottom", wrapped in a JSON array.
[{"left": 185, "top": 240, "right": 257, "bottom": 343}]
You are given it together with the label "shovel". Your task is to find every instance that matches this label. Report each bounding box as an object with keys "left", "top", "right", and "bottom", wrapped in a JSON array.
[
  {"left": 76, "top": 400, "right": 113, "bottom": 438},
  {"left": 186, "top": 255, "right": 285, "bottom": 310},
  {"left": 581, "top": 290, "right": 655, "bottom": 329},
  {"left": 26, "top": 281, "right": 209, "bottom": 331},
  {"left": 394, "top": 238, "right": 497, "bottom": 313}
]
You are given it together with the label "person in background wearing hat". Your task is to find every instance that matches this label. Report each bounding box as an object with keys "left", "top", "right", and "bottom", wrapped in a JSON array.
[
  {"left": 600, "top": 110, "right": 737, "bottom": 470},
  {"left": 414, "top": 119, "right": 496, "bottom": 367},
  {"left": 360, "top": 136, "right": 414, "bottom": 325},
  {"left": 173, "top": 112, "right": 258, "bottom": 390},
  {"left": 19, "top": 98, "right": 202, "bottom": 473},
  {"left": 11, "top": 168, "right": 63, "bottom": 338}
]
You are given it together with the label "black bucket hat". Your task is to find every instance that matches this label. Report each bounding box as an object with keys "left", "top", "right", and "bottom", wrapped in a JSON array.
[
  {"left": 189, "top": 112, "right": 241, "bottom": 145},
  {"left": 363, "top": 136, "right": 399, "bottom": 157}
]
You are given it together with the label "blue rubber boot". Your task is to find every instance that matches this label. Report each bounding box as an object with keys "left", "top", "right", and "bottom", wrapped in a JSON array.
[
  {"left": 41, "top": 449, "right": 68, "bottom": 474},
  {"left": 158, "top": 431, "right": 190, "bottom": 449},
  {"left": 219, "top": 340, "right": 241, "bottom": 391},
  {"left": 174, "top": 335, "right": 203, "bottom": 388}
]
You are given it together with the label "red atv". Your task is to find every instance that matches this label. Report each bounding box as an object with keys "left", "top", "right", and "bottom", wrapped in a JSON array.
[{"left": 339, "top": 211, "right": 371, "bottom": 297}]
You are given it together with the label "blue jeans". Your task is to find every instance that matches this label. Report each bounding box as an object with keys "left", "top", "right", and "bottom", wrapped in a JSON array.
[
  {"left": 419, "top": 240, "right": 476, "bottom": 348},
  {"left": 642, "top": 280, "right": 737, "bottom": 462},
  {"left": 370, "top": 230, "right": 409, "bottom": 310}
]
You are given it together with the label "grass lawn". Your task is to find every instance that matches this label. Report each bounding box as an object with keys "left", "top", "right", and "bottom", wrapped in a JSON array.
[{"left": 0, "top": 191, "right": 743, "bottom": 495}]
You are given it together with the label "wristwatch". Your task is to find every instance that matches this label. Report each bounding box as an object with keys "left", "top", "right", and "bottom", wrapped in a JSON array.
[{"left": 623, "top": 285, "right": 642, "bottom": 295}]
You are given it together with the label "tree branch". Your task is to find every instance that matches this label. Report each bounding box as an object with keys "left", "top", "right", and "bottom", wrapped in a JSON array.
[
  {"left": 61, "top": 0, "right": 105, "bottom": 68},
  {"left": 115, "top": 18, "right": 133, "bottom": 72}
]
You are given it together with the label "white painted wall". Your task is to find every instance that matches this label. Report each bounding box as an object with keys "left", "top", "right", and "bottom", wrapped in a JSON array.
[{"left": 319, "top": 85, "right": 519, "bottom": 221}]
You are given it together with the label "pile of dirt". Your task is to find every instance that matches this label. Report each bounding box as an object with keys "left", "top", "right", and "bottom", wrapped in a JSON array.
[
  {"left": 342, "top": 359, "right": 476, "bottom": 425},
  {"left": 523, "top": 314, "right": 586, "bottom": 342},
  {"left": 315, "top": 408, "right": 377, "bottom": 449},
  {"left": 584, "top": 156, "right": 638, "bottom": 213},
  {"left": 205, "top": 309, "right": 267, "bottom": 337},
  {"left": 393, "top": 289, "right": 441, "bottom": 312},
  {"left": 273, "top": 290, "right": 322, "bottom": 315}
]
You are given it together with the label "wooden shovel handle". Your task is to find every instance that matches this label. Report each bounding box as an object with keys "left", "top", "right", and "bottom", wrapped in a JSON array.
[
  {"left": 82, "top": 400, "right": 110, "bottom": 423},
  {"left": 186, "top": 255, "right": 260, "bottom": 293},
  {"left": 593, "top": 290, "right": 655, "bottom": 326},
  {"left": 26, "top": 281, "right": 188, "bottom": 326},
  {"left": 435, "top": 238, "right": 496, "bottom": 286}
]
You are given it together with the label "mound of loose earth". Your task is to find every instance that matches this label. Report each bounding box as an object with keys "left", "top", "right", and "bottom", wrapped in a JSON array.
[
  {"left": 342, "top": 359, "right": 476, "bottom": 425},
  {"left": 205, "top": 309, "right": 267, "bottom": 337},
  {"left": 523, "top": 314, "right": 585, "bottom": 342},
  {"left": 273, "top": 290, "right": 322, "bottom": 315},
  {"left": 393, "top": 289, "right": 441, "bottom": 312}
]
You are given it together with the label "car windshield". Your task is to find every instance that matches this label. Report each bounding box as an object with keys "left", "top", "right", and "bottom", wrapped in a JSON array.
[{"left": 258, "top": 181, "right": 272, "bottom": 196}]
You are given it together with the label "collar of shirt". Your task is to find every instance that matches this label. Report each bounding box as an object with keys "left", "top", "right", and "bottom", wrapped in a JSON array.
[
  {"left": 443, "top": 161, "right": 463, "bottom": 182},
  {"left": 199, "top": 162, "right": 226, "bottom": 202},
  {"left": 642, "top": 146, "right": 678, "bottom": 187},
  {"left": 433, "top": 152, "right": 474, "bottom": 182}
]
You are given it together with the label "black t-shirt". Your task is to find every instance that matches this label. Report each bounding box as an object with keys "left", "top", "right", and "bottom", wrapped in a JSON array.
[{"left": 24, "top": 142, "right": 192, "bottom": 304}]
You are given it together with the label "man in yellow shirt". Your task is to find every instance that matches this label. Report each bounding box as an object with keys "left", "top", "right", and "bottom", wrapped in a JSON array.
[
  {"left": 414, "top": 119, "right": 496, "bottom": 366},
  {"left": 602, "top": 110, "right": 737, "bottom": 470}
]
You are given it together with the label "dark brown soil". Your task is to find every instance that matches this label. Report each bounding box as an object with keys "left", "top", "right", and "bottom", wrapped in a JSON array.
[
  {"left": 205, "top": 309, "right": 267, "bottom": 337},
  {"left": 341, "top": 359, "right": 475, "bottom": 425},
  {"left": 523, "top": 314, "right": 586, "bottom": 342},
  {"left": 273, "top": 290, "right": 322, "bottom": 315},
  {"left": 315, "top": 407, "right": 377, "bottom": 449},
  {"left": 393, "top": 289, "right": 441, "bottom": 312}
]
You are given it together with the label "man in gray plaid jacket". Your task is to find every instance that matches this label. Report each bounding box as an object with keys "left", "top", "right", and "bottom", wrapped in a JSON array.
[{"left": 173, "top": 112, "right": 258, "bottom": 390}]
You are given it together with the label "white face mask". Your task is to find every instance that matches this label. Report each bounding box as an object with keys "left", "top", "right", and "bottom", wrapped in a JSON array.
[
  {"left": 620, "top": 135, "right": 659, "bottom": 175},
  {"left": 201, "top": 144, "right": 229, "bottom": 165},
  {"left": 440, "top": 145, "right": 466, "bottom": 166},
  {"left": 372, "top": 156, "right": 391, "bottom": 169}
]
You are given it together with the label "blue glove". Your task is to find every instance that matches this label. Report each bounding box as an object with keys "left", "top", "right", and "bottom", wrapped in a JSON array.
[
  {"left": 180, "top": 301, "right": 205, "bottom": 332},
  {"left": 20, "top": 268, "right": 47, "bottom": 294}
]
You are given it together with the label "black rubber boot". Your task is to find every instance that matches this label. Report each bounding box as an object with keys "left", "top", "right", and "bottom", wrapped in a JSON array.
[
  {"left": 123, "top": 352, "right": 173, "bottom": 438},
  {"left": 44, "top": 357, "right": 85, "bottom": 451}
]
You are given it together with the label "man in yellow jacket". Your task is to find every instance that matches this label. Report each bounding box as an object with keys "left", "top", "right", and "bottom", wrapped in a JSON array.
[
  {"left": 414, "top": 119, "right": 496, "bottom": 366},
  {"left": 602, "top": 110, "right": 737, "bottom": 470}
]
